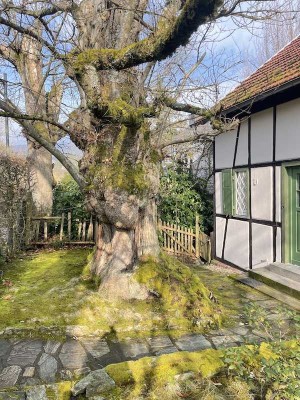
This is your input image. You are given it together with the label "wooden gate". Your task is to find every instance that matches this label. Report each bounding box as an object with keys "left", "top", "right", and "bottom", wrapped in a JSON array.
[{"left": 158, "top": 215, "right": 211, "bottom": 262}]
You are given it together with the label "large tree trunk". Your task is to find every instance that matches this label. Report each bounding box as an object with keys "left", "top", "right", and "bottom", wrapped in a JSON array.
[
  {"left": 68, "top": 0, "right": 163, "bottom": 299},
  {"left": 78, "top": 119, "right": 162, "bottom": 299},
  {"left": 92, "top": 200, "right": 159, "bottom": 299},
  {"left": 27, "top": 141, "right": 54, "bottom": 215},
  {"left": 16, "top": 23, "right": 62, "bottom": 215}
]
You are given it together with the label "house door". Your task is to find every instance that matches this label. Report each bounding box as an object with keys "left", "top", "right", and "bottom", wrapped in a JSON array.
[{"left": 289, "top": 166, "right": 300, "bottom": 266}]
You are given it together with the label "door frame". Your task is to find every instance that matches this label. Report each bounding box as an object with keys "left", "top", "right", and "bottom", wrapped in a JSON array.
[{"left": 282, "top": 161, "right": 300, "bottom": 263}]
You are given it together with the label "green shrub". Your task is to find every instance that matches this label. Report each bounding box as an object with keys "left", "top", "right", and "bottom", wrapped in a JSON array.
[
  {"left": 158, "top": 163, "right": 213, "bottom": 233},
  {"left": 222, "top": 340, "right": 300, "bottom": 399},
  {"left": 53, "top": 175, "right": 88, "bottom": 220}
]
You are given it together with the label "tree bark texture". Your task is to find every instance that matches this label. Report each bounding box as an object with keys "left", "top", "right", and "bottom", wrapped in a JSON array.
[
  {"left": 16, "top": 23, "right": 62, "bottom": 214},
  {"left": 27, "top": 142, "right": 54, "bottom": 215}
]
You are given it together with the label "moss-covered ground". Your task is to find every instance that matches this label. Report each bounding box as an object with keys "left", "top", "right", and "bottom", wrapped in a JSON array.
[
  {"left": 103, "top": 339, "right": 300, "bottom": 399},
  {"left": 0, "top": 249, "right": 222, "bottom": 339}
]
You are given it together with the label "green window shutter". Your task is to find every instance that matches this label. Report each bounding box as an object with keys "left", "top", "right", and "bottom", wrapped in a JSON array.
[{"left": 222, "top": 169, "right": 233, "bottom": 215}]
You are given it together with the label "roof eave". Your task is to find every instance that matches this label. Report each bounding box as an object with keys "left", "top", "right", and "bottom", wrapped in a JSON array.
[{"left": 221, "top": 76, "right": 300, "bottom": 117}]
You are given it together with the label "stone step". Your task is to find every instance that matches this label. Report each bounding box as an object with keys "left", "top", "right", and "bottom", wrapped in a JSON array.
[
  {"left": 249, "top": 267, "right": 300, "bottom": 300},
  {"left": 266, "top": 263, "right": 300, "bottom": 282},
  {"left": 234, "top": 275, "right": 300, "bottom": 311}
]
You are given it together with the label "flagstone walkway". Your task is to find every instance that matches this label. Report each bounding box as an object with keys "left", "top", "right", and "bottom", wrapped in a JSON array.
[{"left": 0, "top": 289, "right": 298, "bottom": 390}]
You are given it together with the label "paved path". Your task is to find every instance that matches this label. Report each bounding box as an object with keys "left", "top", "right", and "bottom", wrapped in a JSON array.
[
  {"left": 0, "top": 308, "right": 297, "bottom": 390},
  {"left": 0, "top": 331, "right": 263, "bottom": 389}
]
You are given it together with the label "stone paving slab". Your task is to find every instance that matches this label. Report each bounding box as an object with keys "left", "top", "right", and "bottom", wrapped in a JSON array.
[
  {"left": 43, "top": 341, "right": 60, "bottom": 355},
  {"left": 119, "top": 339, "right": 149, "bottom": 359},
  {"left": 38, "top": 353, "right": 58, "bottom": 383},
  {"left": 174, "top": 334, "right": 212, "bottom": 351},
  {"left": 0, "top": 366, "right": 22, "bottom": 387},
  {"left": 7, "top": 341, "right": 42, "bottom": 367},
  {"left": 211, "top": 335, "right": 243, "bottom": 349},
  {"left": 0, "top": 342, "right": 10, "bottom": 358},
  {"left": 59, "top": 340, "right": 88, "bottom": 369},
  {"left": 147, "top": 336, "right": 177, "bottom": 355},
  {"left": 0, "top": 390, "right": 25, "bottom": 399},
  {"left": 80, "top": 339, "right": 110, "bottom": 359}
]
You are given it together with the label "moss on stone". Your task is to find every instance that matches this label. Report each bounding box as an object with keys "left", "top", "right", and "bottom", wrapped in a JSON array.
[
  {"left": 45, "top": 382, "right": 72, "bottom": 400},
  {"left": 104, "top": 340, "right": 299, "bottom": 399},
  {"left": 105, "top": 349, "right": 223, "bottom": 398}
]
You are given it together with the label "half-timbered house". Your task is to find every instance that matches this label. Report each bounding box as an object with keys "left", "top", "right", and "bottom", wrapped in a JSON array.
[{"left": 214, "top": 36, "right": 300, "bottom": 294}]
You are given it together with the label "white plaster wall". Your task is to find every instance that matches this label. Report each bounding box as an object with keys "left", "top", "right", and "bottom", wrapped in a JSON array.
[
  {"left": 215, "top": 129, "right": 236, "bottom": 169},
  {"left": 276, "top": 166, "right": 281, "bottom": 223},
  {"left": 235, "top": 120, "right": 249, "bottom": 166},
  {"left": 224, "top": 219, "right": 249, "bottom": 269},
  {"left": 276, "top": 227, "right": 282, "bottom": 263},
  {"left": 216, "top": 217, "right": 226, "bottom": 258},
  {"left": 252, "top": 223, "right": 273, "bottom": 268},
  {"left": 215, "top": 172, "right": 222, "bottom": 214},
  {"left": 276, "top": 98, "right": 300, "bottom": 161},
  {"left": 251, "top": 167, "right": 273, "bottom": 221},
  {"left": 251, "top": 108, "right": 273, "bottom": 163}
]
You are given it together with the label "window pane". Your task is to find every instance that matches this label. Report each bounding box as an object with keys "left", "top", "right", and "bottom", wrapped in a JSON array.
[{"left": 235, "top": 171, "right": 248, "bottom": 216}]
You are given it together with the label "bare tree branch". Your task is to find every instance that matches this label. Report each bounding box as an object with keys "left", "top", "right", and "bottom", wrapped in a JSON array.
[
  {"left": 0, "top": 101, "right": 85, "bottom": 189},
  {"left": 0, "top": 16, "right": 63, "bottom": 58},
  {"left": 71, "top": 0, "right": 223, "bottom": 72},
  {"left": 160, "top": 131, "right": 214, "bottom": 149}
]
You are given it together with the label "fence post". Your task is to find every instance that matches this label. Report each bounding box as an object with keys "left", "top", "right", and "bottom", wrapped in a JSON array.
[
  {"left": 82, "top": 220, "right": 86, "bottom": 241},
  {"left": 94, "top": 219, "right": 99, "bottom": 242},
  {"left": 207, "top": 239, "right": 212, "bottom": 264},
  {"left": 87, "top": 215, "right": 93, "bottom": 240},
  {"left": 195, "top": 214, "right": 200, "bottom": 258},
  {"left": 60, "top": 213, "right": 65, "bottom": 241},
  {"left": 68, "top": 212, "right": 72, "bottom": 240},
  {"left": 44, "top": 220, "right": 48, "bottom": 241},
  {"left": 35, "top": 221, "right": 40, "bottom": 242}
]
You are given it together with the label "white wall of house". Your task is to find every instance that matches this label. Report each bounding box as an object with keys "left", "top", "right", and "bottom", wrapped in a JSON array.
[
  {"left": 276, "top": 228, "right": 282, "bottom": 262},
  {"left": 251, "top": 108, "right": 273, "bottom": 163},
  {"left": 215, "top": 130, "right": 237, "bottom": 169},
  {"left": 214, "top": 98, "right": 300, "bottom": 270},
  {"left": 252, "top": 223, "right": 273, "bottom": 267},
  {"left": 251, "top": 167, "right": 273, "bottom": 221},
  {"left": 276, "top": 166, "right": 281, "bottom": 223},
  {"left": 215, "top": 217, "right": 226, "bottom": 257},
  {"left": 216, "top": 217, "right": 249, "bottom": 268},
  {"left": 235, "top": 120, "right": 248, "bottom": 166},
  {"left": 276, "top": 98, "right": 300, "bottom": 161}
]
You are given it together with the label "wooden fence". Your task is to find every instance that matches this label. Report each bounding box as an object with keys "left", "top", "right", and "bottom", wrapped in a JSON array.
[
  {"left": 158, "top": 215, "right": 211, "bottom": 262},
  {"left": 31, "top": 212, "right": 97, "bottom": 245},
  {"left": 29, "top": 213, "right": 212, "bottom": 262}
]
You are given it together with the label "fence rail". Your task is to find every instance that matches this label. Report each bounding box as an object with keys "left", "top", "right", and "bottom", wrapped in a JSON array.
[{"left": 158, "top": 215, "right": 211, "bottom": 262}]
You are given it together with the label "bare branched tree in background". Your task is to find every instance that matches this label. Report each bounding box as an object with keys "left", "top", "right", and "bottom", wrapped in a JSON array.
[
  {"left": 0, "top": 17, "right": 66, "bottom": 214},
  {"left": 242, "top": 0, "right": 300, "bottom": 76}
]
